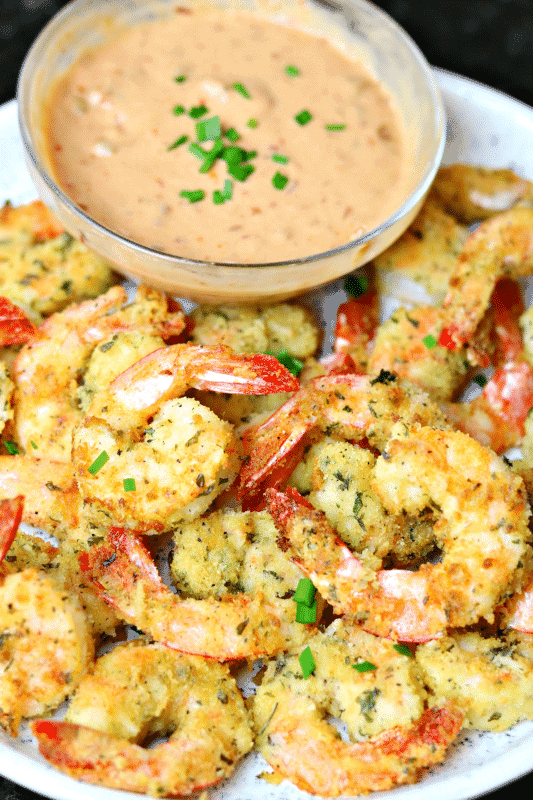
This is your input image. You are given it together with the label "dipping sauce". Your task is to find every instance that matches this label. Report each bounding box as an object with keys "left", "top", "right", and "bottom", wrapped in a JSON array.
[{"left": 45, "top": 7, "right": 408, "bottom": 264}]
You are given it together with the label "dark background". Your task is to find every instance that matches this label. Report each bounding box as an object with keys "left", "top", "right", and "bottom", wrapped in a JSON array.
[{"left": 1, "top": 1, "right": 533, "bottom": 799}]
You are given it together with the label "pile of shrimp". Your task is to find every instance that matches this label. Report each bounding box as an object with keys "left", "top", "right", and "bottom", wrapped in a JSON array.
[{"left": 1, "top": 170, "right": 533, "bottom": 799}]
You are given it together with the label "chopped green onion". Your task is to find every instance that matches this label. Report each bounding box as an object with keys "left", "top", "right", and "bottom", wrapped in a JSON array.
[
  {"left": 285, "top": 65, "right": 300, "bottom": 76},
  {"left": 272, "top": 172, "right": 289, "bottom": 190},
  {"left": 3, "top": 440, "right": 19, "bottom": 455},
  {"left": 173, "top": 105, "right": 185, "bottom": 115},
  {"left": 295, "top": 109, "right": 312, "bottom": 125},
  {"left": 167, "top": 135, "right": 188, "bottom": 151},
  {"left": 213, "top": 190, "right": 225, "bottom": 204},
  {"left": 296, "top": 598, "right": 317, "bottom": 624},
  {"left": 243, "top": 150, "right": 257, "bottom": 160},
  {"left": 88, "top": 451, "right": 109, "bottom": 475},
  {"left": 272, "top": 154, "right": 289, "bottom": 164},
  {"left": 422, "top": 334, "right": 438, "bottom": 349},
  {"left": 189, "top": 105, "right": 208, "bottom": 119},
  {"left": 293, "top": 577, "right": 316, "bottom": 607},
  {"left": 180, "top": 190, "right": 205, "bottom": 203},
  {"left": 393, "top": 644, "right": 414, "bottom": 658},
  {"left": 353, "top": 661, "right": 377, "bottom": 672},
  {"left": 189, "top": 142, "right": 208, "bottom": 159},
  {"left": 199, "top": 138, "right": 225, "bottom": 172},
  {"left": 123, "top": 478, "right": 136, "bottom": 492},
  {"left": 30, "top": 440, "right": 38, "bottom": 450},
  {"left": 225, "top": 127, "right": 240, "bottom": 142},
  {"left": 325, "top": 123, "right": 346, "bottom": 131},
  {"left": 228, "top": 162, "right": 255, "bottom": 182},
  {"left": 174, "top": 75, "right": 187, "bottom": 83},
  {"left": 344, "top": 274, "right": 368, "bottom": 298},
  {"left": 247, "top": 118, "right": 258, "bottom": 128},
  {"left": 196, "top": 115, "right": 221, "bottom": 142},
  {"left": 223, "top": 146, "right": 245, "bottom": 166},
  {"left": 272, "top": 349, "right": 303, "bottom": 376},
  {"left": 222, "top": 179, "right": 233, "bottom": 200},
  {"left": 474, "top": 374, "right": 488, "bottom": 388},
  {"left": 299, "top": 646, "right": 316, "bottom": 678},
  {"left": 233, "top": 82, "right": 251, "bottom": 99}
]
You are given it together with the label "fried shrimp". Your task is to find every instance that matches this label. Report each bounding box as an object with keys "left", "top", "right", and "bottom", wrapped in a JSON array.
[
  {"left": 73, "top": 343, "right": 299, "bottom": 532},
  {"left": 254, "top": 621, "right": 463, "bottom": 797},
  {"left": 0, "top": 456, "right": 77, "bottom": 532},
  {"left": 0, "top": 200, "right": 115, "bottom": 322},
  {"left": 0, "top": 568, "right": 93, "bottom": 736},
  {"left": 12, "top": 285, "right": 186, "bottom": 461},
  {"left": 268, "top": 425, "right": 530, "bottom": 641},
  {"left": 431, "top": 164, "right": 533, "bottom": 224},
  {"left": 416, "top": 631, "right": 533, "bottom": 732},
  {"left": 440, "top": 207, "right": 533, "bottom": 350},
  {"left": 237, "top": 372, "right": 448, "bottom": 506},
  {"left": 32, "top": 640, "right": 253, "bottom": 797},
  {"left": 79, "top": 527, "right": 298, "bottom": 660}
]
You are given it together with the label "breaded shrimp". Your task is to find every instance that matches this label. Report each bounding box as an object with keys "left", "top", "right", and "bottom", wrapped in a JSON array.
[
  {"left": 73, "top": 343, "right": 299, "bottom": 532},
  {"left": 254, "top": 621, "right": 463, "bottom": 797},
  {"left": 33, "top": 640, "right": 252, "bottom": 797},
  {"left": 268, "top": 425, "right": 530, "bottom": 641},
  {"left": 13, "top": 285, "right": 185, "bottom": 460},
  {"left": 79, "top": 528, "right": 301, "bottom": 660},
  {"left": 0, "top": 568, "right": 93, "bottom": 736}
]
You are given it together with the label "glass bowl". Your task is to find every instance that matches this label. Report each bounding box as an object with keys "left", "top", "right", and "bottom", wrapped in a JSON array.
[{"left": 17, "top": 0, "right": 445, "bottom": 304}]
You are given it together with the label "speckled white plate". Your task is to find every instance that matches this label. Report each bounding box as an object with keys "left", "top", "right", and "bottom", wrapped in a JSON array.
[{"left": 2, "top": 67, "right": 533, "bottom": 800}]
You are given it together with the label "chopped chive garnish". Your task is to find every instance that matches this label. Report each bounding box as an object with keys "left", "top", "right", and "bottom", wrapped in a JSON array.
[
  {"left": 295, "top": 109, "right": 312, "bottom": 125},
  {"left": 180, "top": 190, "right": 205, "bottom": 203},
  {"left": 223, "top": 146, "right": 245, "bottom": 166},
  {"left": 225, "top": 127, "right": 240, "bottom": 142},
  {"left": 473, "top": 374, "right": 488, "bottom": 388},
  {"left": 353, "top": 661, "right": 377, "bottom": 672},
  {"left": 243, "top": 150, "right": 257, "bottom": 160},
  {"left": 174, "top": 75, "right": 187, "bottom": 83},
  {"left": 173, "top": 105, "right": 185, "bottom": 115},
  {"left": 199, "top": 138, "right": 225, "bottom": 172},
  {"left": 272, "top": 172, "right": 289, "bottom": 190},
  {"left": 123, "top": 478, "right": 136, "bottom": 492},
  {"left": 213, "top": 190, "right": 225, "bottom": 204},
  {"left": 189, "top": 105, "right": 208, "bottom": 119},
  {"left": 167, "top": 135, "right": 188, "bottom": 151},
  {"left": 344, "top": 274, "right": 368, "bottom": 298},
  {"left": 247, "top": 118, "right": 258, "bottom": 128},
  {"left": 233, "top": 82, "right": 251, "bottom": 99},
  {"left": 285, "top": 65, "right": 300, "bottom": 76},
  {"left": 272, "top": 154, "right": 289, "bottom": 164},
  {"left": 228, "top": 162, "right": 255, "bottom": 182},
  {"left": 222, "top": 179, "right": 233, "bottom": 200},
  {"left": 4, "top": 440, "right": 19, "bottom": 455},
  {"left": 88, "top": 451, "right": 109, "bottom": 475},
  {"left": 393, "top": 644, "right": 414, "bottom": 658},
  {"left": 272, "top": 349, "right": 303, "bottom": 376},
  {"left": 299, "top": 646, "right": 316, "bottom": 678},
  {"left": 189, "top": 142, "right": 208, "bottom": 159},
  {"left": 293, "top": 577, "right": 316, "bottom": 606},
  {"left": 196, "top": 115, "right": 221, "bottom": 142},
  {"left": 325, "top": 123, "right": 346, "bottom": 131},
  {"left": 30, "top": 440, "right": 38, "bottom": 450},
  {"left": 422, "top": 334, "right": 438, "bottom": 349},
  {"left": 296, "top": 598, "right": 317, "bottom": 624}
]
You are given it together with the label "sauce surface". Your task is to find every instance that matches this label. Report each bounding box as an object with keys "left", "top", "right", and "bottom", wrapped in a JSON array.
[{"left": 46, "top": 8, "right": 407, "bottom": 263}]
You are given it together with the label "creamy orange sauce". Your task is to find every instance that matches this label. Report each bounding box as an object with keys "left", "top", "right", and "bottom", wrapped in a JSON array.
[{"left": 46, "top": 8, "right": 407, "bottom": 264}]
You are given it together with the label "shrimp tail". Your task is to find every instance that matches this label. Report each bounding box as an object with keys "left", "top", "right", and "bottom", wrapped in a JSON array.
[
  {"left": 0, "top": 297, "right": 36, "bottom": 345},
  {"left": 0, "top": 496, "right": 24, "bottom": 563}
]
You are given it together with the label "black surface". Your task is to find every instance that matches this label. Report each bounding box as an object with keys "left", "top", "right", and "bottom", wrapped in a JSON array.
[{"left": 1, "top": 1, "right": 533, "bottom": 799}]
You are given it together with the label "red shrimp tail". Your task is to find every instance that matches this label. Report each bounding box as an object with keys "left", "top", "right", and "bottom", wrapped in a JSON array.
[
  {"left": 491, "top": 278, "right": 525, "bottom": 364},
  {"left": 195, "top": 352, "right": 300, "bottom": 395},
  {"left": 0, "top": 496, "right": 23, "bottom": 563},
  {"left": 0, "top": 297, "right": 36, "bottom": 345}
]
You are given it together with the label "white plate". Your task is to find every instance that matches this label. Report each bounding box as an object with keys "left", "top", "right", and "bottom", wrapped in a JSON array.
[{"left": 2, "top": 67, "right": 533, "bottom": 800}]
